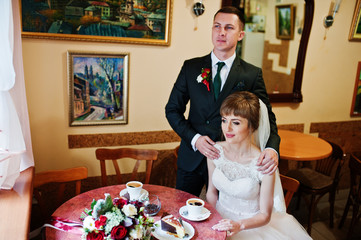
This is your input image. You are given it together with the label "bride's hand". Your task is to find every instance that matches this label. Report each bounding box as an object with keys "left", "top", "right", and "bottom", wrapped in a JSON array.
[{"left": 212, "top": 219, "right": 244, "bottom": 236}]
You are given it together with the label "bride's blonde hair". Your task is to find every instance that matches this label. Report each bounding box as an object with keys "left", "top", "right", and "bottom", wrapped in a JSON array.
[{"left": 220, "top": 91, "right": 260, "bottom": 131}]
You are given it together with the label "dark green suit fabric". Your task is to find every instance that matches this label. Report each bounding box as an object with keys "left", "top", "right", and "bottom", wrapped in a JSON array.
[{"left": 165, "top": 53, "right": 280, "bottom": 172}]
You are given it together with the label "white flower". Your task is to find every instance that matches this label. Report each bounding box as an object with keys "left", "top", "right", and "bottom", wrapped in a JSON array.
[
  {"left": 122, "top": 204, "right": 137, "bottom": 217},
  {"left": 83, "top": 216, "right": 96, "bottom": 232},
  {"left": 129, "top": 226, "right": 143, "bottom": 239},
  {"left": 196, "top": 74, "right": 203, "bottom": 83},
  {"left": 104, "top": 208, "right": 124, "bottom": 235}
]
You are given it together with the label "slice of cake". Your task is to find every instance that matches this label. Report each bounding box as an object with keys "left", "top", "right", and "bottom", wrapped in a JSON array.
[{"left": 161, "top": 214, "right": 185, "bottom": 238}]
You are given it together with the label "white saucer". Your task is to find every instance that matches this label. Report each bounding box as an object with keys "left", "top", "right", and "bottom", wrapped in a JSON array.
[
  {"left": 152, "top": 220, "right": 194, "bottom": 240},
  {"left": 119, "top": 188, "right": 149, "bottom": 200},
  {"left": 179, "top": 205, "right": 211, "bottom": 221}
]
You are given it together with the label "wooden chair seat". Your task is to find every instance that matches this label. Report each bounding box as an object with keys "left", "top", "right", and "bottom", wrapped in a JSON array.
[
  {"left": 287, "top": 168, "right": 333, "bottom": 190},
  {"left": 95, "top": 147, "right": 158, "bottom": 186}
]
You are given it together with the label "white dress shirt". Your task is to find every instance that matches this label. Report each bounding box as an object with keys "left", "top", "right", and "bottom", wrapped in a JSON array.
[{"left": 191, "top": 52, "right": 237, "bottom": 151}]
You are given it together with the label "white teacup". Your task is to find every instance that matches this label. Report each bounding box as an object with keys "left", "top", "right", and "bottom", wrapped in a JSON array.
[
  {"left": 126, "top": 181, "right": 143, "bottom": 200},
  {"left": 186, "top": 198, "right": 205, "bottom": 218}
]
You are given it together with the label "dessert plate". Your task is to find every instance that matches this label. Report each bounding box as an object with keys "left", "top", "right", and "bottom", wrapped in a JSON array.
[
  {"left": 119, "top": 188, "right": 149, "bottom": 200},
  {"left": 179, "top": 206, "right": 211, "bottom": 221},
  {"left": 152, "top": 220, "right": 194, "bottom": 240}
]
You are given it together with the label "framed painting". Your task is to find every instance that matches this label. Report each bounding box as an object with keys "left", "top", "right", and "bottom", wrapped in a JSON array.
[
  {"left": 21, "top": 0, "right": 172, "bottom": 46},
  {"left": 349, "top": 0, "right": 361, "bottom": 41},
  {"left": 68, "top": 51, "right": 129, "bottom": 126},
  {"left": 350, "top": 62, "right": 361, "bottom": 116},
  {"left": 275, "top": 4, "right": 295, "bottom": 40}
]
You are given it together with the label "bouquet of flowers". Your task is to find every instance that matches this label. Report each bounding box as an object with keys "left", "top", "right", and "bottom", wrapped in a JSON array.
[{"left": 81, "top": 193, "right": 155, "bottom": 240}]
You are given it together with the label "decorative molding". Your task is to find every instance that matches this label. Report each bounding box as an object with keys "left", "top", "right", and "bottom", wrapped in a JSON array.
[
  {"left": 278, "top": 124, "right": 304, "bottom": 133},
  {"left": 68, "top": 124, "right": 304, "bottom": 149},
  {"left": 68, "top": 130, "right": 180, "bottom": 149},
  {"left": 310, "top": 120, "right": 361, "bottom": 153}
]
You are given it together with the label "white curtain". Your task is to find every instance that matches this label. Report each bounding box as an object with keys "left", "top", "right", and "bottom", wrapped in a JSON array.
[{"left": 0, "top": 0, "right": 34, "bottom": 189}]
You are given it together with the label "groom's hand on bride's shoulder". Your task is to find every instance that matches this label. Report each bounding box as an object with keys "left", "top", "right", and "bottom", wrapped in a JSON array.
[{"left": 256, "top": 148, "right": 278, "bottom": 175}]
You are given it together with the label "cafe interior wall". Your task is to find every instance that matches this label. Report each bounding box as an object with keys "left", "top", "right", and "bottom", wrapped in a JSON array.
[{"left": 21, "top": 0, "right": 361, "bottom": 177}]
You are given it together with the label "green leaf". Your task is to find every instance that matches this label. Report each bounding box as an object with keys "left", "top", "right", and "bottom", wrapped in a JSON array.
[
  {"left": 90, "top": 199, "right": 96, "bottom": 210},
  {"left": 104, "top": 193, "right": 113, "bottom": 211}
]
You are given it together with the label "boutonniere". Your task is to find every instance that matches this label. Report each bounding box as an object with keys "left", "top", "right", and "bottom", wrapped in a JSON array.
[{"left": 196, "top": 68, "right": 211, "bottom": 91}]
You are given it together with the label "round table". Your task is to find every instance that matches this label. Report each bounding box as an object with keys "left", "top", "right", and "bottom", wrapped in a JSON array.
[
  {"left": 278, "top": 130, "right": 333, "bottom": 173},
  {"left": 46, "top": 184, "right": 226, "bottom": 240},
  {"left": 279, "top": 130, "right": 332, "bottom": 161}
]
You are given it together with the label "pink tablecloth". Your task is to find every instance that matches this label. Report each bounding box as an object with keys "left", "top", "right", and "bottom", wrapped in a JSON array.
[{"left": 46, "top": 184, "right": 226, "bottom": 240}]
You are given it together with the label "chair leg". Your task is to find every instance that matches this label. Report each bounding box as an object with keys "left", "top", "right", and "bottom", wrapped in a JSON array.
[
  {"left": 329, "top": 190, "right": 336, "bottom": 228},
  {"left": 307, "top": 194, "right": 317, "bottom": 234},
  {"left": 347, "top": 200, "right": 360, "bottom": 239},
  {"left": 338, "top": 196, "right": 352, "bottom": 229}
]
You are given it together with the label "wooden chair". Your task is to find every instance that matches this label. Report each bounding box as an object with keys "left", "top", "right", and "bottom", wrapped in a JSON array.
[
  {"left": 287, "top": 141, "right": 344, "bottom": 234},
  {"left": 173, "top": 145, "right": 180, "bottom": 170},
  {"left": 95, "top": 148, "right": 158, "bottom": 186},
  {"left": 33, "top": 166, "right": 88, "bottom": 221},
  {"left": 280, "top": 174, "right": 300, "bottom": 211},
  {"left": 338, "top": 152, "right": 361, "bottom": 239}
]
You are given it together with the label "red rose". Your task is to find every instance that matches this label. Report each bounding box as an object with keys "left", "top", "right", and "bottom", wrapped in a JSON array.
[
  {"left": 201, "top": 72, "right": 208, "bottom": 78},
  {"left": 111, "top": 225, "right": 127, "bottom": 239},
  {"left": 86, "top": 230, "right": 105, "bottom": 240},
  {"left": 113, "top": 197, "right": 128, "bottom": 209},
  {"left": 95, "top": 215, "right": 107, "bottom": 228}
]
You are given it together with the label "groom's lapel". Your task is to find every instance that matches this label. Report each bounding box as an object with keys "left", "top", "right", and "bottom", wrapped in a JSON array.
[{"left": 202, "top": 55, "right": 215, "bottom": 104}]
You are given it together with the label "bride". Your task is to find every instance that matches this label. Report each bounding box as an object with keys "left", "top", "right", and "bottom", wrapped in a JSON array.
[{"left": 207, "top": 91, "right": 311, "bottom": 239}]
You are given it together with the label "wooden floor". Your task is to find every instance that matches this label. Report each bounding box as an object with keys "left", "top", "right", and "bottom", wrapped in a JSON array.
[{"left": 289, "top": 188, "right": 361, "bottom": 240}]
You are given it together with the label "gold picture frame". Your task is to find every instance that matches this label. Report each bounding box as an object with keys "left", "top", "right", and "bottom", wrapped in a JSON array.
[
  {"left": 349, "top": 0, "right": 361, "bottom": 41},
  {"left": 68, "top": 51, "right": 129, "bottom": 126},
  {"left": 275, "top": 4, "right": 295, "bottom": 40},
  {"left": 21, "top": 0, "right": 172, "bottom": 46}
]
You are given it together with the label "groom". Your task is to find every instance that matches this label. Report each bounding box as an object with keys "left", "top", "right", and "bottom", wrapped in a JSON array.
[{"left": 165, "top": 6, "right": 280, "bottom": 196}]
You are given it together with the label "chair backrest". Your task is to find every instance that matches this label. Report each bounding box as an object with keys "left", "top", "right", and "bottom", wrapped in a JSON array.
[
  {"left": 315, "top": 141, "right": 344, "bottom": 181},
  {"left": 280, "top": 174, "right": 300, "bottom": 210},
  {"left": 349, "top": 152, "right": 361, "bottom": 193},
  {"left": 33, "top": 166, "right": 88, "bottom": 220},
  {"left": 173, "top": 145, "right": 180, "bottom": 170},
  {"left": 174, "top": 145, "right": 179, "bottom": 158},
  {"left": 95, "top": 148, "right": 158, "bottom": 186},
  {"left": 315, "top": 141, "right": 345, "bottom": 187}
]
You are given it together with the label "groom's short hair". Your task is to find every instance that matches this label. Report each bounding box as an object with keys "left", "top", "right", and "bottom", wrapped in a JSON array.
[{"left": 214, "top": 6, "right": 245, "bottom": 30}]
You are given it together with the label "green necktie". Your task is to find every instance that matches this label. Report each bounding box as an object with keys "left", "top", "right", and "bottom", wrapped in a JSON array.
[{"left": 214, "top": 62, "right": 225, "bottom": 100}]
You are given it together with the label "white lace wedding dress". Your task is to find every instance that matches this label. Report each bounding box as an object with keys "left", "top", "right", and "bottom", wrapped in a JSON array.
[{"left": 212, "top": 144, "right": 312, "bottom": 240}]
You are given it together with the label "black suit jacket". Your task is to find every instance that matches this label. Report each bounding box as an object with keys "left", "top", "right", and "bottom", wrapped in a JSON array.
[{"left": 165, "top": 53, "right": 280, "bottom": 172}]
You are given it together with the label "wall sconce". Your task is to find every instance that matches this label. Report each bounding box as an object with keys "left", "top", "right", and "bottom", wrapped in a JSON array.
[
  {"left": 193, "top": 1, "right": 205, "bottom": 17},
  {"left": 324, "top": 0, "right": 342, "bottom": 28}
]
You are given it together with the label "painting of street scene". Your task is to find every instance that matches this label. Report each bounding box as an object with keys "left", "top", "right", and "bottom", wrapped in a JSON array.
[
  {"left": 21, "top": 0, "right": 171, "bottom": 45},
  {"left": 68, "top": 51, "right": 128, "bottom": 126}
]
